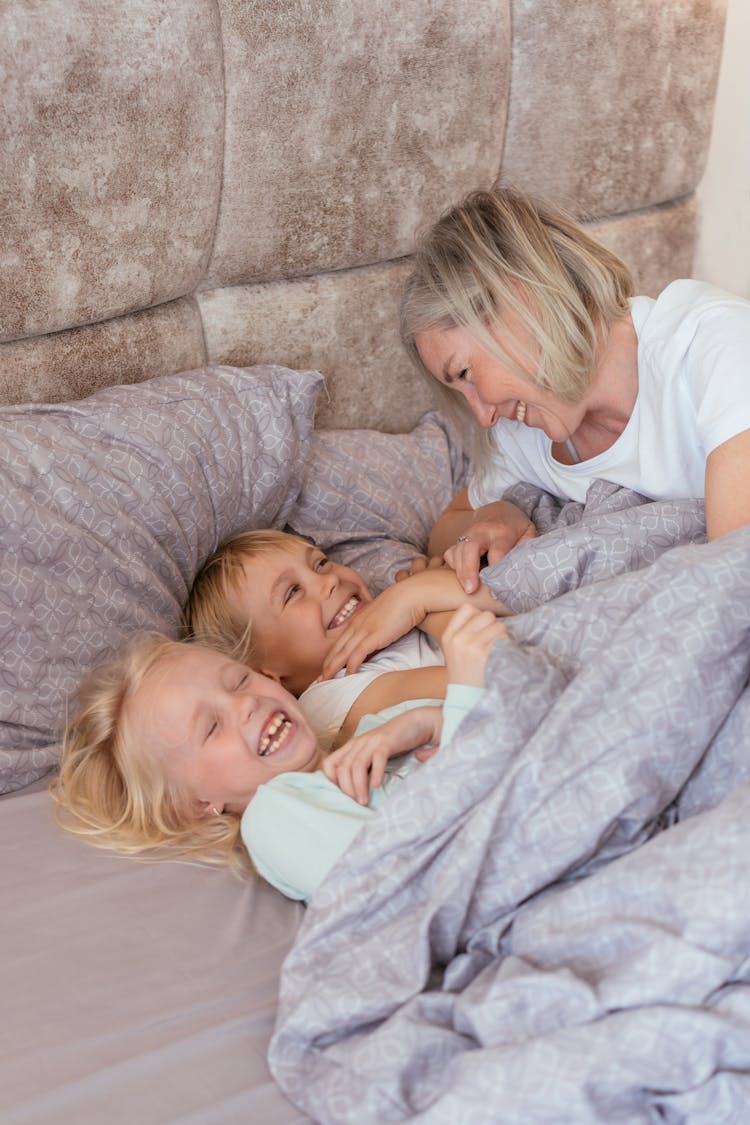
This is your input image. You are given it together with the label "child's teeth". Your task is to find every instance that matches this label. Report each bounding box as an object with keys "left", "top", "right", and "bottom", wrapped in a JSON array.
[
  {"left": 259, "top": 713, "right": 291, "bottom": 756},
  {"left": 331, "top": 596, "right": 359, "bottom": 627}
]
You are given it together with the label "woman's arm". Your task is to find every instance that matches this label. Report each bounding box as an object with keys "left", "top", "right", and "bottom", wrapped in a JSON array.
[
  {"left": 705, "top": 428, "right": 750, "bottom": 540},
  {"left": 429, "top": 488, "right": 537, "bottom": 593}
]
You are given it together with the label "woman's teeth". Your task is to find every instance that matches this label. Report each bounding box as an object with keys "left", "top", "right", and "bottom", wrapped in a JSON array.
[
  {"left": 259, "top": 712, "right": 292, "bottom": 757},
  {"left": 516, "top": 401, "right": 527, "bottom": 423},
  {"left": 329, "top": 595, "right": 360, "bottom": 629}
]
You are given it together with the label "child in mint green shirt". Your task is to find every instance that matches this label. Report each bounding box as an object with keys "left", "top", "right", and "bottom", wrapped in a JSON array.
[{"left": 55, "top": 605, "right": 506, "bottom": 899}]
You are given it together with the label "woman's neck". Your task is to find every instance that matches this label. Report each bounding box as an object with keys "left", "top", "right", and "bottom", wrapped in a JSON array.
[{"left": 571, "top": 314, "right": 639, "bottom": 460}]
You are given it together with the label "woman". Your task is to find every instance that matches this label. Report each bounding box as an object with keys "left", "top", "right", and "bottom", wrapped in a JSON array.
[{"left": 400, "top": 188, "right": 750, "bottom": 593}]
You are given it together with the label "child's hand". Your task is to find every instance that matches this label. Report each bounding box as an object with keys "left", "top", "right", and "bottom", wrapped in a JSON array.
[
  {"left": 322, "top": 705, "right": 443, "bottom": 804},
  {"left": 322, "top": 729, "right": 396, "bottom": 805},
  {"left": 442, "top": 604, "right": 508, "bottom": 688},
  {"left": 320, "top": 582, "right": 427, "bottom": 679},
  {"left": 394, "top": 554, "right": 447, "bottom": 582}
]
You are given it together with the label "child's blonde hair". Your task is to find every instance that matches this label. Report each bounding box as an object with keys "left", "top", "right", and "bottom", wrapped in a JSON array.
[
  {"left": 400, "top": 186, "right": 634, "bottom": 405},
  {"left": 50, "top": 633, "right": 252, "bottom": 874},
  {"left": 185, "top": 528, "right": 308, "bottom": 661}
]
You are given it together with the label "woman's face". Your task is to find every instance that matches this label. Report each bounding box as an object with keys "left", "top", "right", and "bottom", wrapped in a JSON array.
[{"left": 415, "top": 318, "right": 586, "bottom": 443}]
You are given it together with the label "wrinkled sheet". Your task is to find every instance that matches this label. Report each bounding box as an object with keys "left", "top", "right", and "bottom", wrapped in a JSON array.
[{"left": 270, "top": 487, "right": 750, "bottom": 1124}]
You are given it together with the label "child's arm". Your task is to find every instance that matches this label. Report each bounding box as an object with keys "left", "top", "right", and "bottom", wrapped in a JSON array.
[
  {"left": 325, "top": 607, "right": 509, "bottom": 803},
  {"left": 334, "top": 664, "right": 448, "bottom": 746},
  {"left": 320, "top": 566, "right": 511, "bottom": 680},
  {"left": 322, "top": 703, "right": 444, "bottom": 806}
]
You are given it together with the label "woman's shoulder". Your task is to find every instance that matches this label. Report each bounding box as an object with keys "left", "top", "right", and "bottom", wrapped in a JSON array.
[{"left": 637, "top": 279, "right": 750, "bottom": 335}]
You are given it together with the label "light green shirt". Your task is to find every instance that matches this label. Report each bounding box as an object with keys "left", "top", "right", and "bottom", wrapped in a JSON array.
[{"left": 241, "top": 684, "right": 484, "bottom": 901}]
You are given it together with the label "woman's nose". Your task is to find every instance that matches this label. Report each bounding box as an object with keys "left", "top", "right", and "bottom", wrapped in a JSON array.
[{"left": 471, "top": 398, "right": 497, "bottom": 428}]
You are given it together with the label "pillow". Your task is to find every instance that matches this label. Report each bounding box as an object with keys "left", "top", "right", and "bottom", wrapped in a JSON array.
[
  {"left": 0, "top": 365, "right": 322, "bottom": 794},
  {"left": 287, "top": 411, "right": 469, "bottom": 593}
]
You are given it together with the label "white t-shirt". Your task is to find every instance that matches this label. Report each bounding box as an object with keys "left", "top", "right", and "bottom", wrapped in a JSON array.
[
  {"left": 298, "top": 629, "right": 444, "bottom": 750},
  {"left": 468, "top": 280, "right": 750, "bottom": 507}
]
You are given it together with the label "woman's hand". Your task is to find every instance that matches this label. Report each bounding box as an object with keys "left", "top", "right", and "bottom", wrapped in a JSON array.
[
  {"left": 443, "top": 500, "right": 537, "bottom": 593},
  {"left": 441, "top": 604, "right": 509, "bottom": 688},
  {"left": 322, "top": 705, "right": 443, "bottom": 804}
]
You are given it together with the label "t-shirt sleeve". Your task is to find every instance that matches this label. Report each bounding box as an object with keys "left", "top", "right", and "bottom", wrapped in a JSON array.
[
  {"left": 684, "top": 298, "right": 750, "bottom": 456},
  {"left": 241, "top": 774, "right": 374, "bottom": 901},
  {"left": 298, "top": 668, "right": 386, "bottom": 750}
]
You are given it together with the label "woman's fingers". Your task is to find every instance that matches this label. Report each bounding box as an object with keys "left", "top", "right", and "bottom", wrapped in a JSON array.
[{"left": 444, "top": 537, "right": 485, "bottom": 593}]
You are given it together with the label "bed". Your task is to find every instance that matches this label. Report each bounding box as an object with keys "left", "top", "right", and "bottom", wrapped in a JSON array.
[{"left": 0, "top": 2, "right": 732, "bottom": 1122}]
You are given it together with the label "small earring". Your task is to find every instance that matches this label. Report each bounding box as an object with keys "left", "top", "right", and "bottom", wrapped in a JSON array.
[{"left": 211, "top": 806, "right": 220, "bottom": 817}]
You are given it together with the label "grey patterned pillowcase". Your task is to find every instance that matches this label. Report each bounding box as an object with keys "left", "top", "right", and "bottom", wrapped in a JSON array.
[
  {"left": 0, "top": 365, "right": 321, "bottom": 794},
  {"left": 287, "top": 411, "right": 469, "bottom": 593}
]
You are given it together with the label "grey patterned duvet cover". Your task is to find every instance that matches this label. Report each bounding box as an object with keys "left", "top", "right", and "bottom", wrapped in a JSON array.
[{"left": 270, "top": 486, "right": 750, "bottom": 1124}]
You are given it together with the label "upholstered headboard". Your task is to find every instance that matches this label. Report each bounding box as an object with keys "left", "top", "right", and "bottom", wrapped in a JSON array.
[{"left": 0, "top": 0, "right": 727, "bottom": 431}]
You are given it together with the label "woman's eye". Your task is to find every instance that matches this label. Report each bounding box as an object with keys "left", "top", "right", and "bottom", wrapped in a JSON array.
[{"left": 315, "top": 555, "right": 331, "bottom": 571}]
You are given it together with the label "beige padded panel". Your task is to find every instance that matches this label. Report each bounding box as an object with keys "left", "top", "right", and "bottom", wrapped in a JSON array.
[
  {"left": 198, "top": 196, "right": 696, "bottom": 433},
  {"left": 199, "top": 260, "right": 441, "bottom": 431},
  {"left": 0, "top": 0, "right": 224, "bottom": 342},
  {"left": 205, "top": 0, "right": 510, "bottom": 287},
  {"left": 500, "top": 0, "right": 727, "bottom": 218},
  {"left": 0, "top": 298, "right": 206, "bottom": 405},
  {"left": 588, "top": 196, "right": 698, "bottom": 298}
]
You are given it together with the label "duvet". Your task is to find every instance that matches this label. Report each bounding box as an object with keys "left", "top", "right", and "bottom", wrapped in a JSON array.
[{"left": 270, "top": 484, "right": 750, "bottom": 1124}]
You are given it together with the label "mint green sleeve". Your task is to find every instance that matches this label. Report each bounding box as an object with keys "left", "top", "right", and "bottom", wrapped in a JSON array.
[
  {"left": 241, "top": 773, "right": 375, "bottom": 902},
  {"left": 441, "top": 684, "right": 485, "bottom": 746}
]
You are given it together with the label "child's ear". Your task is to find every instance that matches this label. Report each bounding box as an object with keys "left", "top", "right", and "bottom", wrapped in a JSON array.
[{"left": 192, "top": 798, "right": 215, "bottom": 819}]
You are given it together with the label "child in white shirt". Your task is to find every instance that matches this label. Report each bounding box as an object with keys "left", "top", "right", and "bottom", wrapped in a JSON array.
[{"left": 185, "top": 528, "right": 510, "bottom": 749}]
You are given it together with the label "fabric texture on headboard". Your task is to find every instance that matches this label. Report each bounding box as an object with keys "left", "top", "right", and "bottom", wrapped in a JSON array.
[{"left": 0, "top": 0, "right": 728, "bottom": 429}]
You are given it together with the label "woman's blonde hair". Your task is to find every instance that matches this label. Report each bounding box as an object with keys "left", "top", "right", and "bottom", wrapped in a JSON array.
[
  {"left": 50, "top": 633, "right": 252, "bottom": 875},
  {"left": 185, "top": 528, "right": 307, "bottom": 662},
  {"left": 400, "top": 186, "right": 634, "bottom": 405}
]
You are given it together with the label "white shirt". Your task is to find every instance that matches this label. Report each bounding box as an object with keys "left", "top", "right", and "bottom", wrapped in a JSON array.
[
  {"left": 298, "top": 629, "right": 444, "bottom": 750},
  {"left": 468, "top": 280, "right": 750, "bottom": 506}
]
